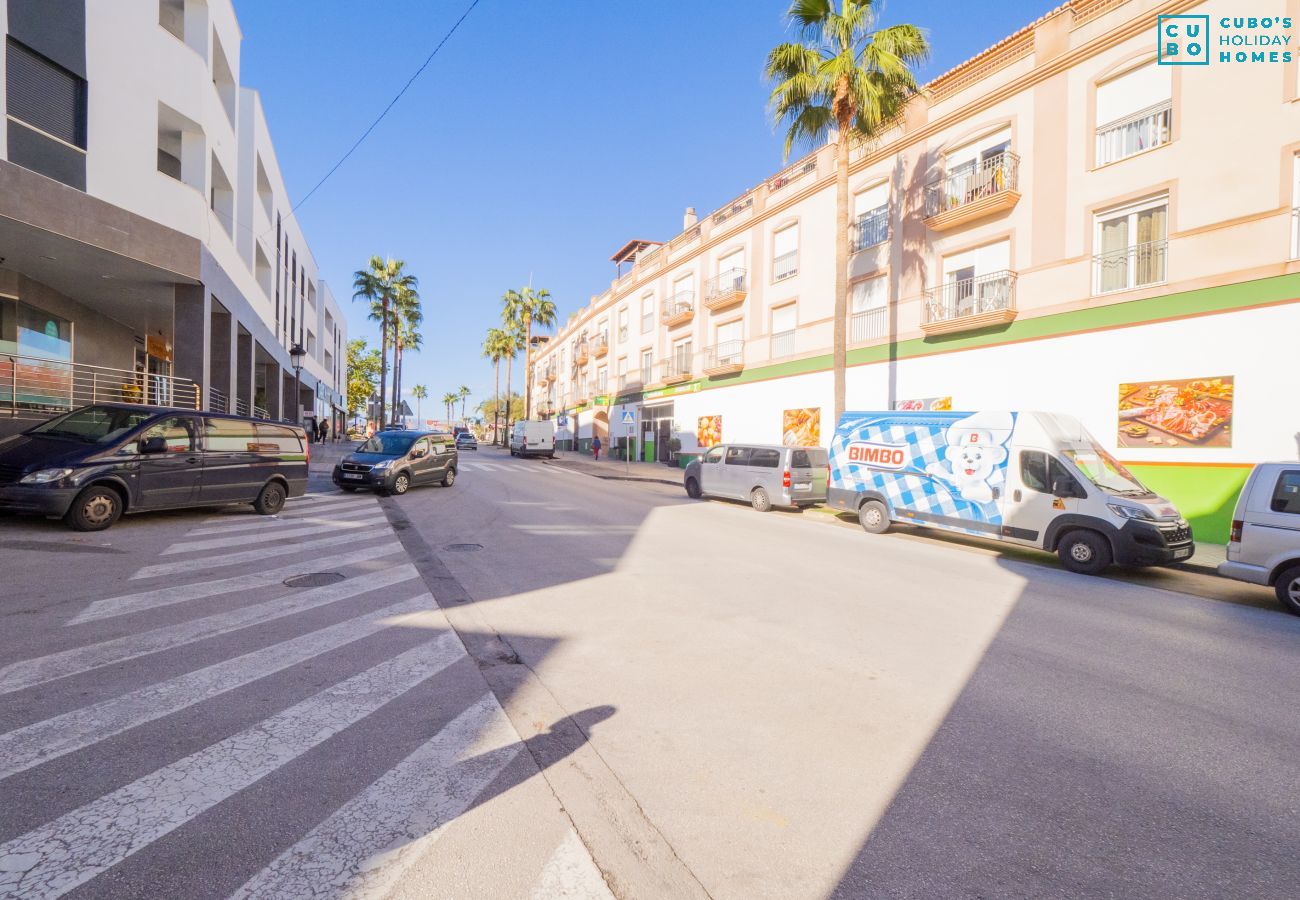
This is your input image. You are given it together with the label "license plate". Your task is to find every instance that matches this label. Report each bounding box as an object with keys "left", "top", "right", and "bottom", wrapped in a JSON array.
[
  {"left": 794, "top": 483, "right": 811, "bottom": 491},
  {"left": 1173, "top": 547, "right": 1192, "bottom": 559},
  {"left": 343, "top": 473, "right": 363, "bottom": 480}
]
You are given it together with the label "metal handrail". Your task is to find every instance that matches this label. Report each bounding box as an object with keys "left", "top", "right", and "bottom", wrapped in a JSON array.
[
  {"left": 773, "top": 250, "right": 799, "bottom": 281},
  {"left": 853, "top": 207, "right": 890, "bottom": 251},
  {"left": 712, "top": 195, "right": 754, "bottom": 225},
  {"left": 704, "top": 340, "right": 744, "bottom": 369},
  {"left": 0, "top": 352, "right": 201, "bottom": 414},
  {"left": 851, "top": 306, "right": 888, "bottom": 341},
  {"left": 1092, "top": 239, "right": 1167, "bottom": 294},
  {"left": 925, "top": 151, "right": 1020, "bottom": 217},
  {"left": 234, "top": 397, "right": 250, "bottom": 417},
  {"left": 1096, "top": 100, "right": 1172, "bottom": 166},
  {"left": 704, "top": 269, "right": 747, "bottom": 300},
  {"left": 208, "top": 386, "right": 228, "bottom": 413},
  {"left": 769, "top": 159, "right": 816, "bottom": 193},
  {"left": 662, "top": 292, "right": 695, "bottom": 321},
  {"left": 252, "top": 404, "right": 268, "bottom": 419},
  {"left": 591, "top": 333, "right": 608, "bottom": 351},
  {"left": 924, "top": 271, "right": 1017, "bottom": 323},
  {"left": 770, "top": 330, "right": 796, "bottom": 358},
  {"left": 658, "top": 354, "right": 693, "bottom": 379}
]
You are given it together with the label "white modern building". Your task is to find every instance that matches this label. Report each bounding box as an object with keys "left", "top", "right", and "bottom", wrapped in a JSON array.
[{"left": 0, "top": 0, "right": 347, "bottom": 436}]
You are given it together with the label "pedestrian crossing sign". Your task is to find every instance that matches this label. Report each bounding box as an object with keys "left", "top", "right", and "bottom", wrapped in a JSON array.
[{"left": 620, "top": 410, "right": 635, "bottom": 424}]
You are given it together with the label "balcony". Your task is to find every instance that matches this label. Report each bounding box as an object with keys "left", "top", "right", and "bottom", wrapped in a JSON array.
[
  {"left": 853, "top": 208, "right": 889, "bottom": 252},
  {"left": 1, "top": 353, "right": 201, "bottom": 413},
  {"left": 545, "top": 365, "right": 557, "bottom": 383},
  {"left": 592, "top": 333, "right": 609, "bottom": 359},
  {"left": 703, "top": 340, "right": 744, "bottom": 377},
  {"left": 773, "top": 251, "right": 798, "bottom": 282},
  {"left": 538, "top": 400, "right": 555, "bottom": 417},
  {"left": 770, "top": 329, "right": 796, "bottom": 359},
  {"left": 575, "top": 382, "right": 591, "bottom": 404},
  {"left": 574, "top": 341, "right": 590, "bottom": 366},
  {"left": 703, "top": 269, "right": 747, "bottom": 311},
  {"left": 924, "top": 151, "right": 1021, "bottom": 231},
  {"left": 922, "top": 271, "right": 1018, "bottom": 335},
  {"left": 850, "top": 306, "right": 888, "bottom": 342},
  {"left": 1093, "top": 239, "right": 1167, "bottom": 295},
  {"left": 1096, "top": 100, "right": 1172, "bottom": 168},
  {"left": 662, "top": 292, "right": 695, "bottom": 328},
  {"left": 659, "top": 355, "right": 693, "bottom": 385}
]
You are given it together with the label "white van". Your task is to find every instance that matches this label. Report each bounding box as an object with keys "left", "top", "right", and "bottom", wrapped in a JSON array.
[
  {"left": 1218, "top": 462, "right": 1300, "bottom": 615},
  {"left": 509, "top": 419, "right": 555, "bottom": 459},
  {"left": 827, "top": 410, "right": 1194, "bottom": 575}
]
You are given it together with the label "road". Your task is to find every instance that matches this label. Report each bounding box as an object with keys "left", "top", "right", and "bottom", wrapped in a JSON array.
[{"left": 0, "top": 444, "right": 1297, "bottom": 899}]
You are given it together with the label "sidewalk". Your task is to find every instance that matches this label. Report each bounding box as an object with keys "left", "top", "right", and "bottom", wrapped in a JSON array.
[
  {"left": 542, "top": 450, "right": 684, "bottom": 486},
  {"left": 1175, "top": 541, "right": 1225, "bottom": 576}
]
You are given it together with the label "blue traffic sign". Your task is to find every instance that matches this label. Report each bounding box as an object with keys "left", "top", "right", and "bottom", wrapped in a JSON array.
[{"left": 620, "top": 410, "right": 635, "bottom": 424}]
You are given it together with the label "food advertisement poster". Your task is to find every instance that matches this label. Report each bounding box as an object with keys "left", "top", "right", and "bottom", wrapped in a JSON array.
[
  {"left": 696, "top": 415, "right": 722, "bottom": 448},
  {"left": 782, "top": 408, "right": 821, "bottom": 446},
  {"left": 891, "top": 397, "right": 953, "bottom": 411},
  {"left": 1117, "top": 377, "right": 1234, "bottom": 448}
]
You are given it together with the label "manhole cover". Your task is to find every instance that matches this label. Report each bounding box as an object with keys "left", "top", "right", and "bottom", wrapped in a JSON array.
[
  {"left": 283, "top": 572, "right": 346, "bottom": 588},
  {"left": 444, "top": 543, "right": 483, "bottom": 552}
]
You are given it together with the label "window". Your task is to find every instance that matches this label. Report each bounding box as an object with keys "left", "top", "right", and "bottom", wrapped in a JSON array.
[
  {"left": 1094, "top": 196, "right": 1167, "bottom": 294},
  {"left": 934, "top": 240, "right": 1012, "bottom": 319},
  {"left": 640, "top": 349, "right": 653, "bottom": 383},
  {"left": 618, "top": 307, "right": 629, "bottom": 342},
  {"left": 671, "top": 339, "right": 692, "bottom": 374},
  {"left": 773, "top": 226, "right": 798, "bottom": 280},
  {"left": 254, "top": 423, "right": 303, "bottom": 453},
  {"left": 204, "top": 417, "right": 258, "bottom": 451},
  {"left": 6, "top": 38, "right": 87, "bottom": 148},
  {"left": 210, "top": 153, "right": 235, "bottom": 237},
  {"left": 211, "top": 31, "right": 237, "bottom": 126},
  {"left": 641, "top": 294, "right": 655, "bottom": 334},
  {"left": 160, "top": 0, "right": 186, "bottom": 40},
  {"left": 750, "top": 448, "right": 781, "bottom": 468},
  {"left": 850, "top": 276, "right": 888, "bottom": 341},
  {"left": 771, "top": 305, "right": 796, "bottom": 357},
  {"left": 1271, "top": 471, "right": 1300, "bottom": 514},
  {"left": 0, "top": 299, "right": 72, "bottom": 362},
  {"left": 703, "top": 446, "right": 725, "bottom": 464},
  {"left": 929, "top": 129, "right": 1015, "bottom": 214},
  {"left": 596, "top": 366, "right": 607, "bottom": 392},
  {"left": 616, "top": 356, "right": 627, "bottom": 387},
  {"left": 1095, "top": 62, "right": 1172, "bottom": 166},
  {"left": 32, "top": 406, "right": 149, "bottom": 444},
  {"left": 1020, "top": 451, "right": 1074, "bottom": 494},
  {"left": 140, "top": 416, "right": 198, "bottom": 453},
  {"left": 410, "top": 438, "right": 430, "bottom": 458},
  {"left": 157, "top": 102, "right": 204, "bottom": 189},
  {"left": 671, "top": 274, "right": 693, "bottom": 306},
  {"left": 724, "top": 446, "right": 752, "bottom": 466},
  {"left": 853, "top": 183, "right": 889, "bottom": 250}
]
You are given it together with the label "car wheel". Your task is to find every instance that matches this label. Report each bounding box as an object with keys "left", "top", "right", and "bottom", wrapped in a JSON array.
[
  {"left": 1057, "top": 529, "right": 1112, "bottom": 575},
  {"left": 1274, "top": 564, "right": 1300, "bottom": 616},
  {"left": 685, "top": 478, "right": 701, "bottom": 499},
  {"left": 391, "top": 472, "right": 411, "bottom": 495},
  {"left": 65, "top": 485, "right": 123, "bottom": 532},
  {"left": 858, "top": 500, "right": 890, "bottom": 534},
  {"left": 751, "top": 486, "right": 772, "bottom": 512},
  {"left": 253, "top": 481, "right": 287, "bottom": 516},
  {"left": 441, "top": 467, "right": 456, "bottom": 487}
]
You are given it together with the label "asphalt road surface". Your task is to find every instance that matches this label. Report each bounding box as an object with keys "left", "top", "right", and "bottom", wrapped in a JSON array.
[{"left": 0, "top": 444, "right": 1297, "bottom": 899}]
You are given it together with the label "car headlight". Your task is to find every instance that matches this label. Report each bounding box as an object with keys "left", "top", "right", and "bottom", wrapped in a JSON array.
[
  {"left": 19, "top": 467, "right": 73, "bottom": 485},
  {"left": 1107, "top": 503, "right": 1154, "bottom": 521},
  {"left": 370, "top": 459, "right": 393, "bottom": 470}
]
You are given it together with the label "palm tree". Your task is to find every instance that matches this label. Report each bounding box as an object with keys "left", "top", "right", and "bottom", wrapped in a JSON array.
[
  {"left": 390, "top": 282, "right": 422, "bottom": 416},
  {"left": 442, "top": 391, "right": 458, "bottom": 423},
  {"left": 482, "top": 327, "right": 511, "bottom": 445},
  {"left": 411, "top": 384, "right": 427, "bottom": 424},
  {"left": 767, "top": 0, "right": 927, "bottom": 421},
  {"left": 352, "top": 257, "right": 418, "bottom": 427},
  {"left": 393, "top": 318, "right": 422, "bottom": 418},
  {"left": 503, "top": 287, "right": 557, "bottom": 418},
  {"left": 458, "top": 385, "right": 471, "bottom": 420}
]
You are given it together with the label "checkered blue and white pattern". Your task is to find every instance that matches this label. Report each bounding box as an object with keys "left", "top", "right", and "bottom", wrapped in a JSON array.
[{"left": 829, "top": 412, "right": 1015, "bottom": 534}]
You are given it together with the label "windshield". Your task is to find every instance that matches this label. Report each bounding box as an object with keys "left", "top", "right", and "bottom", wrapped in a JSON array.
[
  {"left": 1064, "top": 443, "right": 1149, "bottom": 495},
  {"left": 359, "top": 433, "right": 416, "bottom": 455},
  {"left": 30, "top": 406, "right": 152, "bottom": 444}
]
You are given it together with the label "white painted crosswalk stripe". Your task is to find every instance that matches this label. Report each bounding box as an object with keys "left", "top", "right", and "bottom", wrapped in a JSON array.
[
  {"left": 129, "top": 529, "right": 391, "bottom": 581},
  {"left": 514, "top": 524, "right": 639, "bottom": 536},
  {"left": 186, "top": 503, "right": 381, "bottom": 535},
  {"left": 228, "top": 691, "right": 519, "bottom": 900},
  {"left": 0, "top": 635, "right": 464, "bottom": 900},
  {"left": 70, "top": 541, "right": 402, "bottom": 625},
  {"left": 161, "top": 515, "right": 387, "bottom": 555},
  {"left": 529, "top": 829, "right": 617, "bottom": 900},
  {"left": 203, "top": 494, "right": 366, "bottom": 522},
  {"left": 0, "top": 561, "right": 416, "bottom": 695},
  {"left": 0, "top": 593, "right": 437, "bottom": 780}
]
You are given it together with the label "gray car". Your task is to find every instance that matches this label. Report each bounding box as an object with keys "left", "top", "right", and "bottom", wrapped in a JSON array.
[{"left": 683, "top": 443, "right": 828, "bottom": 511}]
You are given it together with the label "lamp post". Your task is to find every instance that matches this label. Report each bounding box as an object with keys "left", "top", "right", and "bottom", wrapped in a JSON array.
[{"left": 289, "top": 343, "right": 305, "bottom": 425}]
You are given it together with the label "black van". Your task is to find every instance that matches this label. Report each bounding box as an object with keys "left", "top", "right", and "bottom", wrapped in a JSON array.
[{"left": 0, "top": 404, "right": 309, "bottom": 531}]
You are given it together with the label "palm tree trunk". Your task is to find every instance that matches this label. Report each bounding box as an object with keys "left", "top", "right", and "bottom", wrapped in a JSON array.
[
  {"left": 392, "top": 330, "right": 402, "bottom": 423},
  {"left": 504, "top": 353, "right": 513, "bottom": 435},
  {"left": 833, "top": 116, "right": 850, "bottom": 424},
  {"left": 493, "top": 360, "right": 501, "bottom": 445},
  {"left": 378, "top": 300, "right": 390, "bottom": 427},
  {"left": 523, "top": 315, "right": 533, "bottom": 420}
]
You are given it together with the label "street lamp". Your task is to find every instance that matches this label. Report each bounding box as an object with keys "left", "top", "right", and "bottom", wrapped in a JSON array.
[{"left": 289, "top": 343, "right": 306, "bottom": 425}]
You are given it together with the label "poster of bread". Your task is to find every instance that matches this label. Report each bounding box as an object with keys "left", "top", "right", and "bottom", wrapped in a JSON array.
[
  {"left": 782, "top": 408, "right": 821, "bottom": 446},
  {"left": 1117, "top": 377, "right": 1233, "bottom": 448}
]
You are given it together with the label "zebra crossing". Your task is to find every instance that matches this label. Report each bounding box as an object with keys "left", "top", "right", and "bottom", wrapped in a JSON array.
[
  {"left": 458, "top": 460, "right": 587, "bottom": 478},
  {"left": 0, "top": 492, "right": 613, "bottom": 899}
]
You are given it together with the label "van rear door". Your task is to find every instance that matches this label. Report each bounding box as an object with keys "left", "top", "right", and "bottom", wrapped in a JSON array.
[{"left": 788, "top": 448, "right": 827, "bottom": 503}]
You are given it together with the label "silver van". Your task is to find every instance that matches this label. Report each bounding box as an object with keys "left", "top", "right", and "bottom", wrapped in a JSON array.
[
  {"left": 683, "top": 444, "right": 828, "bottom": 511},
  {"left": 1218, "top": 462, "right": 1300, "bottom": 615}
]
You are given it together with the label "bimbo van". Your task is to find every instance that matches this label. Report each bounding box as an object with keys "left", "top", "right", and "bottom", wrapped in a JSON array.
[{"left": 826, "top": 410, "right": 1195, "bottom": 575}]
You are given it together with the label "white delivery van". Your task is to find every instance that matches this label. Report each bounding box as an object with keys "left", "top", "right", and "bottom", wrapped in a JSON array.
[
  {"left": 826, "top": 410, "right": 1194, "bottom": 575},
  {"left": 509, "top": 419, "right": 555, "bottom": 459},
  {"left": 1218, "top": 462, "right": 1300, "bottom": 615}
]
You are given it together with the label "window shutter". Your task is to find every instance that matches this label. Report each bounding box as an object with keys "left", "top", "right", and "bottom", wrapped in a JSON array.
[
  {"left": 773, "top": 226, "right": 798, "bottom": 258},
  {"left": 6, "top": 39, "right": 86, "bottom": 147},
  {"left": 1096, "top": 63, "right": 1170, "bottom": 126}
]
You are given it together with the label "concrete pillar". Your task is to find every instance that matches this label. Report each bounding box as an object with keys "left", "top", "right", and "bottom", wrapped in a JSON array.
[
  {"left": 236, "top": 327, "right": 252, "bottom": 413},
  {"left": 173, "top": 284, "right": 209, "bottom": 405},
  {"left": 209, "top": 305, "right": 233, "bottom": 411}
]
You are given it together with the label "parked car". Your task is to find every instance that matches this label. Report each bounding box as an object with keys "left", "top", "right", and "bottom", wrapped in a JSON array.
[
  {"left": 825, "top": 410, "right": 1194, "bottom": 575},
  {"left": 510, "top": 419, "right": 555, "bottom": 458},
  {"left": 456, "top": 432, "right": 478, "bottom": 451},
  {"left": 333, "top": 430, "right": 457, "bottom": 495},
  {"left": 0, "top": 404, "right": 308, "bottom": 531},
  {"left": 684, "top": 444, "right": 829, "bottom": 511},
  {"left": 1218, "top": 462, "right": 1300, "bottom": 615}
]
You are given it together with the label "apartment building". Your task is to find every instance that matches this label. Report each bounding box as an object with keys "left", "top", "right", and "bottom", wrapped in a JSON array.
[
  {"left": 529, "top": 0, "right": 1300, "bottom": 543},
  {"left": 0, "top": 0, "right": 347, "bottom": 437}
]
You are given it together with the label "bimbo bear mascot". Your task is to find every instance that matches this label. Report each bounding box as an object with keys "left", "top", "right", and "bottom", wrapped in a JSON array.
[{"left": 925, "top": 411, "right": 1014, "bottom": 504}]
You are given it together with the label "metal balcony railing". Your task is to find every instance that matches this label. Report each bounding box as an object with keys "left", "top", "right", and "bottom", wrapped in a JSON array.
[
  {"left": 234, "top": 397, "right": 250, "bottom": 417},
  {"left": 0, "top": 353, "right": 201, "bottom": 414},
  {"left": 924, "top": 271, "right": 1017, "bottom": 324},
  {"left": 1093, "top": 239, "right": 1167, "bottom": 294},
  {"left": 925, "top": 151, "right": 1020, "bottom": 218},
  {"left": 704, "top": 269, "right": 747, "bottom": 302},
  {"left": 208, "top": 386, "right": 228, "bottom": 413},
  {"left": 662, "top": 292, "right": 695, "bottom": 322},
  {"left": 574, "top": 340, "right": 590, "bottom": 364},
  {"left": 253, "top": 405, "right": 269, "bottom": 420},
  {"left": 770, "top": 330, "right": 796, "bottom": 358},
  {"left": 1096, "top": 100, "right": 1172, "bottom": 167},
  {"left": 853, "top": 207, "right": 890, "bottom": 251},
  {"left": 592, "top": 333, "right": 608, "bottom": 355},
  {"left": 851, "top": 306, "right": 888, "bottom": 342},
  {"left": 659, "top": 354, "right": 693, "bottom": 381},
  {"left": 773, "top": 250, "right": 798, "bottom": 281},
  {"left": 769, "top": 158, "right": 816, "bottom": 194},
  {"left": 704, "top": 340, "right": 744, "bottom": 370},
  {"left": 712, "top": 194, "right": 754, "bottom": 226}
]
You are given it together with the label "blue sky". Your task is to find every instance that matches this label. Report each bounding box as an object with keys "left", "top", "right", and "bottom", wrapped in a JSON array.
[{"left": 233, "top": 0, "right": 1051, "bottom": 419}]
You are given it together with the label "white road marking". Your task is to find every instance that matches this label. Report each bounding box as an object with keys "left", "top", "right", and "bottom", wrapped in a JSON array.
[
  {"left": 160, "top": 516, "right": 387, "bottom": 555},
  {"left": 186, "top": 504, "right": 380, "bottom": 535},
  {"left": 529, "top": 828, "right": 616, "bottom": 900},
  {"left": 0, "top": 635, "right": 464, "bottom": 900},
  {"left": 0, "top": 562, "right": 416, "bottom": 695},
  {"left": 69, "top": 542, "right": 402, "bottom": 625},
  {"left": 0, "top": 593, "right": 437, "bottom": 780},
  {"left": 513, "top": 525, "right": 640, "bottom": 536},
  {"left": 130, "top": 529, "right": 393, "bottom": 580},
  {"left": 207, "top": 494, "right": 361, "bottom": 520},
  {"left": 228, "top": 692, "right": 519, "bottom": 900}
]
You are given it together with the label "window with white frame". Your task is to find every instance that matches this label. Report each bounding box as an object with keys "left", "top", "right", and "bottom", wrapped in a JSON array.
[
  {"left": 1095, "top": 62, "right": 1172, "bottom": 166},
  {"left": 932, "top": 240, "right": 1013, "bottom": 321},
  {"left": 771, "top": 304, "right": 797, "bottom": 357},
  {"left": 616, "top": 355, "right": 627, "bottom": 389},
  {"left": 850, "top": 276, "right": 888, "bottom": 341},
  {"left": 596, "top": 318, "right": 608, "bottom": 349},
  {"left": 1093, "top": 195, "right": 1168, "bottom": 294},
  {"left": 640, "top": 348, "right": 653, "bottom": 384},
  {"left": 711, "top": 249, "right": 746, "bottom": 300},
  {"left": 617, "top": 306, "right": 629, "bottom": 342},
  {"left": 671, "top": 338, "right": 693, "bottom": 375},
  {"left": 929, "top": 129, "right": 1014, "bottom": 215},
  {"left": 713, "top": 319, "right": 744, "bottom": 367},
  {"left": 853, "top": 183, "right": 889, "bottom": 251},
  {"left": 773, "top": 225, "right": 798, "bottom": 281},
  {"left": 640, "top": 293, "right": 654, "bottom": 333},
  {"left": 670, "top": 274, "right": 694, "bottom": 313},
  {"left": 596, "top": 365, "right": 607, "bottom": 392}
]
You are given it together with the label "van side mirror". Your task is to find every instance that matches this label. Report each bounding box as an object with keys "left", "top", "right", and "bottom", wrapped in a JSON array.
[
  {"left": 1052, "top": 476, "right": 1082, "bottom": 499},
  {"left": 140, "top": 436, "right": 168, "bottom": 454}
]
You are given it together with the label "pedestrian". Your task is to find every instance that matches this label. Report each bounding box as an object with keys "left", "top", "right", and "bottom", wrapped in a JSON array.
[
  {"left": 320, "top": 419, "right": 329, "bottom": 443},
  {"left": 591, "top": 434, "right": 602, "bottom": 462}
]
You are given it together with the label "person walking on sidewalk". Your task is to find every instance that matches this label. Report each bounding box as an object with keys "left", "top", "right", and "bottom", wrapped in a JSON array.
[
  {"left": 320, "top": 419, "right": 330, "bottom": 443},
  {"left": 591, "top": 434, "right": 602, "bottom": 462}
]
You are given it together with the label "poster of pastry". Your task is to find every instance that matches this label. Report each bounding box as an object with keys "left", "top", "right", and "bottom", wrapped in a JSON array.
[
  {"left": 891, "top": 397, "right": 953, "bottom": 411},
  {"left": 782, "top": 408, "right": 821, "bottom": 446},
  {"left": 696, "top": 415, "right": 721, "bottom": 448},
  {"left": 1117, "top": 377, "right": 1234, "bottom": 448}
]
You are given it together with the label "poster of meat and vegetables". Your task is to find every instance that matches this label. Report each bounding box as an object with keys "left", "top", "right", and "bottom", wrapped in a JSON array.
[
  {"left": 1117, "top": 377, "right": 1234, "bottom": 448},
  {"left": 782, "top": 408, "right": 821, "bottom": 446},
  {"left": 696, "top": 415, "right": 721, "bottom": 448}
]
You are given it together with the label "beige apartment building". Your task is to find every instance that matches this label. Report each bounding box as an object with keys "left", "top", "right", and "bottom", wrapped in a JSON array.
[{"left": 528, "top": 0, "right": 1300, "bottom": 543}]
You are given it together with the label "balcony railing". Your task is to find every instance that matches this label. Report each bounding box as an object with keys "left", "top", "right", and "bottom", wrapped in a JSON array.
[
  {"left": 925, "top": 151, "right": 1021, "bottom": 219},
  {"left": 923, "top": 271, "right": 1018, "bottom": 332},
  {"left": 208, "top": 386, "right": 229, "bottom": 413},
  {"left": 252, "top": 405, "right": 269, "bottom": 420},
  {"left": 574, "top": 341, "right": 590, "bottom": 365},
  {"left": 618, "top": 373, "right": 643, "bottom": 392},
  {"left": 1093, "top": 239, "right": 1167, "bottom": 294},
  {"left": 851, "top": 306, "right": 888, "bottom": 342},
  {"left": 770, "top": 329, "right": 795, "bottom": 359},
  {"left": 1096, "top": 100, "right": 1172, "bottom": 167},
  {"left": 658, "top": 354, "right": 693, "bottom": 384},
  {"left": 712, "top": 195, "right": 754, "bottom": 226},
  {"left": 592, "top": 333, "right": 609, "bottom": 358},
  {"left": 769, "top": 158, "right": 817, "bottom": 194},
  {"left": 0, "top": 353, "right": 202, "bottom": 414},
  {"left": 773, "top": 251, "right": 798, "bottom": 281},
  {"left": 662, "top": 292, "right": 695, "bottom": 327},
  {"left": 703, "top": 340, "right": 744, "bottom": 376},
  {"left": 853, "top": 207, "right": 890, "bottom": 251},
  {"left": 234, "top": 397, "right": 250, "bottom": 417},
  {"left": 703, "top": 269, "right": 747, "bottom": 310}
]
